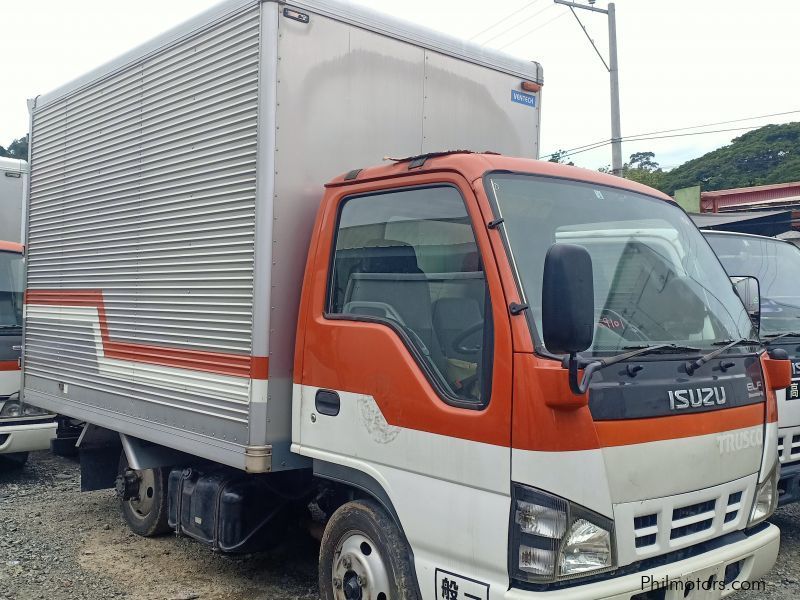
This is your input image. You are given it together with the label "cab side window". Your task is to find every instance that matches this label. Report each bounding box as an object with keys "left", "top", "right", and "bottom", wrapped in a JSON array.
[{"left": 328, "top": 186, "right": 492, "bottom": 407}]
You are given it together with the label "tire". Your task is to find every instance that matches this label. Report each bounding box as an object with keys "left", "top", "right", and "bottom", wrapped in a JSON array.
[
  {"left": 0, "top": 452, "right": 29, "bottom": 469},
  {"left": 319, "top": 499, "right": 420, "bottom": 600},
  {"left": 117, "top": 452, "right": 171, "bottom": 537}
]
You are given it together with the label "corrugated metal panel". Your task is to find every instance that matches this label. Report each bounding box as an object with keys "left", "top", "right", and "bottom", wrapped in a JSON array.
[
  {"left": 24, "top": 5, "right": 260, "bottom": 433},
  {"left": 700, "top": 183, "right": 800, "bottom": 211}
]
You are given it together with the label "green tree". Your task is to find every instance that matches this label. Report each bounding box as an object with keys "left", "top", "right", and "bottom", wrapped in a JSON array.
[
  {"left": 548, "top": 149, "right": 575, "bottom": 166},
  {"left": 660, "top": 123, "right": 800, "bottom": 195},
  {"left": 620, "top": 151, "right": 666, "bottom": 190},
  {"left": 0, "top": 135, "right": 28, "bottom": 161},
  {"left": 628, "top": 151, "right": 659, "bottom": 171}
]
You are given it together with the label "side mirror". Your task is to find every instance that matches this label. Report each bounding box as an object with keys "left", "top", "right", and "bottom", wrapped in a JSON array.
[
  {"left": 731, "top": 276, "right": 760, "bottom": 333},
  {"left": 542, "top": 244, "right": 595, "bottom": 395}
]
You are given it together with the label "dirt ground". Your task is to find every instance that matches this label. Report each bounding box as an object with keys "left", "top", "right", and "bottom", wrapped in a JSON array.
[
  {"left": 1, "top": 451, "right": 799, "bottom": 599},
  {"left": 0, "top": 451, "right": 318, "bottom": 600}
]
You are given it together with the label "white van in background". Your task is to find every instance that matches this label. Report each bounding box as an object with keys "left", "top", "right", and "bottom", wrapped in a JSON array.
[
  {"left": 0, "top": 158, "right": 55, "bottom": 467},
  {"left": 0, "top": 157, "right": 26, "bottom": 243}
]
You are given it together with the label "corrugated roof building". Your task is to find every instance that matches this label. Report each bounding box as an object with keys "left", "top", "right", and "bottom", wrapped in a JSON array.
[{"left": 701, "top": 181, "right": 800, "bottom": 212}]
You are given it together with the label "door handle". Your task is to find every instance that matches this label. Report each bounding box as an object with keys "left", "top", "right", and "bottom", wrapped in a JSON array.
[{"left": 315, "top": 389, "right": 340, "bottom": 416}]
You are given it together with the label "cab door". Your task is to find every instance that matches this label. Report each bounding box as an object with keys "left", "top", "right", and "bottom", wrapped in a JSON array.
[{"left": 294, "top": 171, "right": 514, "bottom": 597}]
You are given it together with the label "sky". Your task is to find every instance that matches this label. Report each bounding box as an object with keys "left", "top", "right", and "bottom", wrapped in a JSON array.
[{"left": 2, "top": 0, "right": 799, "bottom": 171}]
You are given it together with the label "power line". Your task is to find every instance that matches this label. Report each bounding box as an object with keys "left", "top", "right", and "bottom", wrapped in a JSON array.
[
  {"left": 469, "top": 0, "right": 543, "bottom": 41},
  {"left": 542, "top": 108, "right": 800, "bottom": 160},
  {"left": 557, "top": 125, "right": 765, "bottom": 160},
  {"left": 497, "top": 10, "right": 568, "bottom": 50},
  {"left": 623, "top": 109, "right": 800, "bottom": 143},
  {"left": 480, "top": 4, "right": 556, "bottom": 45},
  {"left": 627, "top": 125, "right": 771, "bottom": 144}
]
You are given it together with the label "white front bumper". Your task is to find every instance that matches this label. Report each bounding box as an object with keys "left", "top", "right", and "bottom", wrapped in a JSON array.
[
  {"left": 0, "top": 420, "right": 57, "bottom": 454},
  {"left": 505, "top": 524, "right": 779, "bottom": 600}
]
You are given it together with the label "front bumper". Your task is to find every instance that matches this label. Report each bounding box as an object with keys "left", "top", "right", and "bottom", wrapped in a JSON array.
[
  {"left": 505, "top": 524, "right": 779, "bottom": 599},
  {"left": 778, "top": 461, "right": 800, "bottom": 506},
  {"left": 0, "top": 420, "right": 57, "bottom": 454}
]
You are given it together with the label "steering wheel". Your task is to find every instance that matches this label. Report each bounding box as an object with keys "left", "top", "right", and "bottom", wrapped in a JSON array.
[{"left": 452, "top": 321, "right": 484, "bottom": 355}]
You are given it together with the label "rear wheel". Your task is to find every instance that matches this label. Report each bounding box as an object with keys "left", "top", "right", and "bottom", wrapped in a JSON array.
[
  {"left": 319, "top": 499, "right": 420, "bottom": 600},
  {"left": 117, "top": 452, "right": 170, "bottom": 536}
]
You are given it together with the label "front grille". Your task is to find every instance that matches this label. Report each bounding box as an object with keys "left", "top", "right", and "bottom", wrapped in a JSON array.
[
  {"left": 724, "top": 492, "right": 742, "bottom": 524},
  {"left": 672, "top": 499, "right": 715, "bottom": 522},
  {"left": 778, "top": 427, "right": 800, "bottom": 464},
  {"left": 619, "top": 476, "right": 753, "bottom": 565},
  {"left": 633, "top": 514, "right": 658, "bottom": 549},
  {"left": 669, "top": 499, "right": 716, "bottom": 540}
]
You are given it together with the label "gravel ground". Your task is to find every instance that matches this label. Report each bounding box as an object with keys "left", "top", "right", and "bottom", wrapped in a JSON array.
[
  {"left": 0, "top": 451, "right": 798, "bottom": 599},
  {"left": 0, "top": 452, "right": 318, "bottom": 600}
]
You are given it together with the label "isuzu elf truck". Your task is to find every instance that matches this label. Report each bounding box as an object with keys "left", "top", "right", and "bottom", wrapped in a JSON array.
[
  {"left": 705, "top": 230, "right": 800, "bottom": 506},
  {"left": 0, "top": 158, "right": 55, "bottom": 466},
  {"left": 21, "top": 0, "right": 789, "bottom": 597}
]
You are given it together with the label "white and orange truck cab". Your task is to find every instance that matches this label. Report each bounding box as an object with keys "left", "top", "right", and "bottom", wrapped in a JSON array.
[
  {"left": 20, "top": 0, "right": 789, "bottom": 598},
  {"left": 0, "top": 158, "right": 55, "bottom": 466},
  {"left": 705, "top": 230, "right": 800, "bottom": 506}
]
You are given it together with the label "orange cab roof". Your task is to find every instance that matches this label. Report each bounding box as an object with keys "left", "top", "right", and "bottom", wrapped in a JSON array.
[{"left": 328, "top": 151, "right": 674, "bottom": 202}]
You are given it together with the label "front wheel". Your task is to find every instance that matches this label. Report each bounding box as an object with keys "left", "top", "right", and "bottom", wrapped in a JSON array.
[
  {"left": 319, "top": 499, "right": 420, "bottom": 600},
  {"left": 117, "top": 452, "right": 171, "bottom": 537}
]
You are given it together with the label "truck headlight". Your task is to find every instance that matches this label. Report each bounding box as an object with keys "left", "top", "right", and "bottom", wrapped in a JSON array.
[
  {"left": 0, "top": 398, "right": 52, "bottom": 418},
  {"left": 748, "top": 462, "right": 779, "bottom": 527},
  {"left": 511, "top": 484, "right": 615, "bottom": 584},
  {"left": 560, "top": 518, "right": 613, "bottom": 576}
]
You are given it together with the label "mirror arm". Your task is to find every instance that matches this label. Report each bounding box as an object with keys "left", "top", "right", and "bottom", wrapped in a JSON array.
[{"left": 567, "top": 353, "right": 602, "bottom": 395}]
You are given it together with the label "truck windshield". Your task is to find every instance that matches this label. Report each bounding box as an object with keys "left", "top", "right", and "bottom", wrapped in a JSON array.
[
  {"left": 486, "top": 173, "right": 756, "bottom": 355},
  {"left": 0, "top": 251, "right": 23, "bottom": 332},
  {"left": 705, "top": 233, "right": 800, "bottom": 336}
]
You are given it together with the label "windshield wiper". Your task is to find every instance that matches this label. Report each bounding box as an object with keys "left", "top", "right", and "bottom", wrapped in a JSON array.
[
  {"left": 566, "top": 343, "right": 702, "bottom": 394},
  {"left": 686, "top": 338, "right": 760, "bottom": 374},
  {"left": 621, "top": 343, "right": 702, "bottom": 355},
  {"left": 764, "top": 331, "right": 800, "bottom": 342}
]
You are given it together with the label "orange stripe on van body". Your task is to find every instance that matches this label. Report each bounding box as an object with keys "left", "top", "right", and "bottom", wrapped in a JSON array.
[
  {"left": 0, "top": 360, "right": 19, "bottom": 371},
  {"left": 0, "top": 241, "right": 24, "bottom": 254},
  {"left": 24, "top": 290, "right": 267, "bottom": 379}
]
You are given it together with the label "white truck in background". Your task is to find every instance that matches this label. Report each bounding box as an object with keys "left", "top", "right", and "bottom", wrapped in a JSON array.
[
  {"left": 0, "top": 157, "right": 26, "bottom": 243},
  {"left": 0, "top": 157, "right": 55, "bottom": 467},
  {"left": 20, "top": 0, "right": 788, "bottom": 597},
  {"left": 705, "top": 230, "right": 800, "bottom": 506}
]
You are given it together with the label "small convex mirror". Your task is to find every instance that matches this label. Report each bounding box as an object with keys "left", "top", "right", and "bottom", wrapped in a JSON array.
[{"left": 731, "top": 276, "right": 760, "bottom": 332}]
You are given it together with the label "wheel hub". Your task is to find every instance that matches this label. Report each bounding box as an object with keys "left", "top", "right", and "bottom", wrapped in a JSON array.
[
  {"left": 343, "top": 572, "right": 362, "bottom": 599},
  {"left": 115, "top": 469, "right": 141, "bottom": 501},
  {"left": 125, "top": 468, "right": 156, "bottom": 519},
  {"left": 332, "top": 531, "right": 390, "bottom": 600}
]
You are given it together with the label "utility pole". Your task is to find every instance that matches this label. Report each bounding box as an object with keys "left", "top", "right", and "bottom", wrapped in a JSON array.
[
  {"left": 554, "top": 0, "right": 622, "bottom": 176},
  {"left": 607, "top": 3, "right": 621, "bottom": 176}
]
